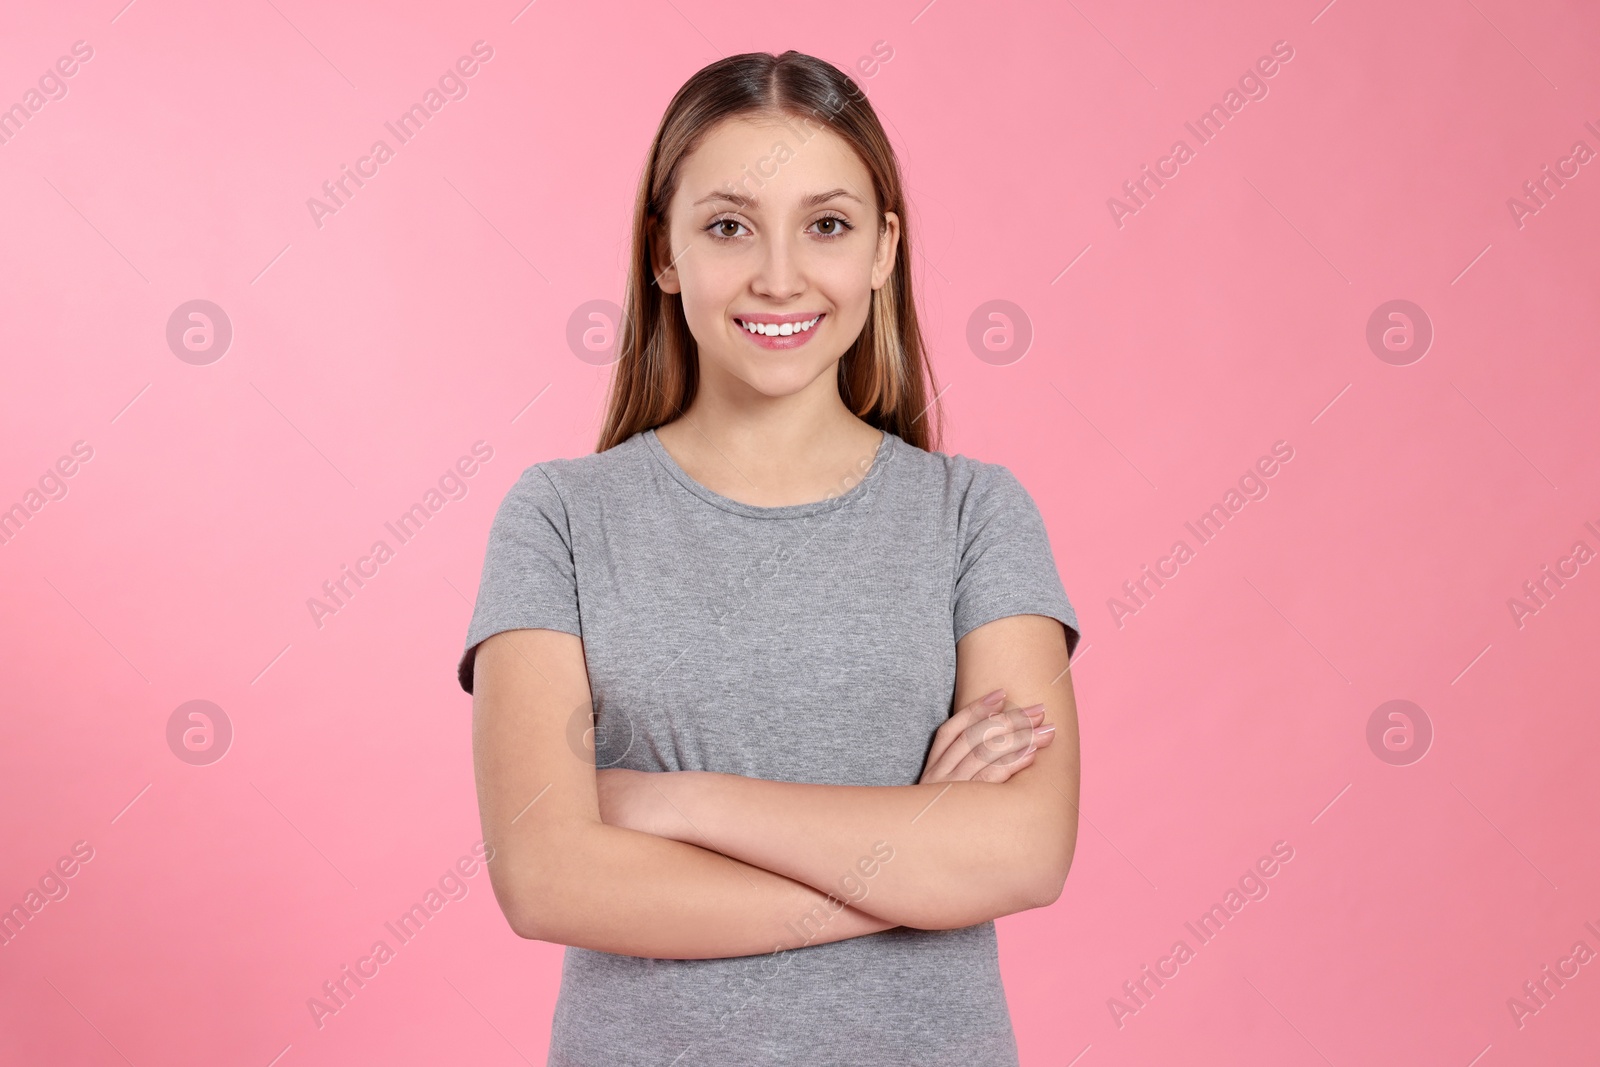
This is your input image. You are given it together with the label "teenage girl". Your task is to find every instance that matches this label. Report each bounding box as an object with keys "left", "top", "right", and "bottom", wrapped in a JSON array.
[{"left": 460, "top": 49, "right": 1082, "bottom": 1067}]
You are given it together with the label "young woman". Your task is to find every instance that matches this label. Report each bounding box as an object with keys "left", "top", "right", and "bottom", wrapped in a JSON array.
[{"left": 459, "top": 50, "right": 1082, "bottom": 1067}]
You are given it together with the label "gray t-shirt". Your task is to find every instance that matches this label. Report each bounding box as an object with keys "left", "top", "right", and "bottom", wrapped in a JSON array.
[{"left": 458, "top": 427, "right": 1080, "bottom": 1067}]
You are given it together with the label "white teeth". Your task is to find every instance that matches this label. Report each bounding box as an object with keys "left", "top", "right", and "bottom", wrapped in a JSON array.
[{"left": 741, "top": 315, "right": 820, "bottom": 336}]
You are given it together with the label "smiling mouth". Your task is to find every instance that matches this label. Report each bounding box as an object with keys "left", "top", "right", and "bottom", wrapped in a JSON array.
[{"left": 734, "top": 314, "right": 824, "bottom": 337}]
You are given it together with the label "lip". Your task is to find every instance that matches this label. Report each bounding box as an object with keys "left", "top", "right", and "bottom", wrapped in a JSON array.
[
  {"left": 733, "top": 311, "right": 825, "bottom": 350},
  {"left": 734, "top": 311, "right": 825, "bottom": 325}
]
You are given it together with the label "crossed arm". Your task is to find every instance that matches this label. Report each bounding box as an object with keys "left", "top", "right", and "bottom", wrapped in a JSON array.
[{"left": 469, "top": 613, "right": 1080, "bottom": 960}]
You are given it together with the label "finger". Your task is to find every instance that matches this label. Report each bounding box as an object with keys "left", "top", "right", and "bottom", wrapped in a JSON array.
[
  {"left": 928, "top": 705, "right": 1040, "bottom": 781},
  {"left": 962, "top": 725, "right": 1055, "bottom": 783},
  {"left": 971, "top": 744, "right": 1039, "bottom": 782},
  {"left": 965, "top": 705, "right": 1043, "bottom": 761},
  {"left": 990, "top": 722, "right": 1057, "bottom": 780},
  {"left": 925, "top": 689, "right": 1006, "bottom": 769},
  {"left": 944, "top": 708, "right": 1050, "bottom": 781},
  {"left": 924, "top": 704, "right": 1025, "bottom": 781},
  {"left": 946, "top": 724, "right": 1033, "bottom": 781}
]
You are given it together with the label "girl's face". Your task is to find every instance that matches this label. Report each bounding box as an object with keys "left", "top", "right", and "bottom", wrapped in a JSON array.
[{"left": 654, "top": 113, "right": 900, "bottom": 405}]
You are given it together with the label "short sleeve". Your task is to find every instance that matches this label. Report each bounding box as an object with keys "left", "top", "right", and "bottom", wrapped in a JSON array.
[
  {"left": 952, "top": 462, "right": 1081, "bottom": 656},
  {"left": 456, "top": 465, "right": 582, "bottom": 694}
]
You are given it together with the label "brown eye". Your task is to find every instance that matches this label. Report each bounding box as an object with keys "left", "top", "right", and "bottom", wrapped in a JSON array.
[
  {"left": 810, "top": 214, "right": 852, "bottom": 237},
  {"left": 707, "top": 217, "right": 750, "bottom": 240}
]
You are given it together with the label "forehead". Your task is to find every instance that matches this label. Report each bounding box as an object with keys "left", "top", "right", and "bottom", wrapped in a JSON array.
[{"left": 674, "top": 114, "right": 874, "bottom": 208}]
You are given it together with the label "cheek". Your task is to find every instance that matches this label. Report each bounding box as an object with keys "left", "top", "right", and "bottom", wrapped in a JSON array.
[
  {"left": 819, "top": 265, "right": 883, "bottom": 331},
  {"left": 675, "top": 237, "right": 743, "bottom": 293},
  {"left": 828, "top": 239, "right": 883, "bottom": 292},
  {"left": 815, "top": 255, "right": 877, "bottom": 319},
  {"left": 675, "top": 259, "right": 739, "bottom": 324}
]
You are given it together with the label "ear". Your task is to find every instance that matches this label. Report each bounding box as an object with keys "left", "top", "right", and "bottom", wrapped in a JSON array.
[
  {"left": 871, "top": 210, "right": 900, "bottom": 291},
  {"left": 649, "top": 219, "right": 683, "bottom": 294}
]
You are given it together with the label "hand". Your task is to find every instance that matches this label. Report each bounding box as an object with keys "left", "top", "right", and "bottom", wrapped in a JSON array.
[{"left": 919, "top": 689, "right": 1053, "bottom": 785}]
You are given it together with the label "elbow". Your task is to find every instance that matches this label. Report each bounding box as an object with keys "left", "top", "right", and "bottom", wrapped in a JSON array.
[
  {"left": 506, "top": 870, "right": 577, "bottom": 944},
  {"left": 900, "top": 864, "right": 1071, "bottom": 932},
  {"left": 514, "top": 918, "right": 570, "bottom": 945},
  {"left": 490, "top": 860, "right": 550, "bottom": 941},
  {"left": 1024, "top": 865, "right": 1069, "bottom": 911},
  {"left": 489, "top": 829, "right": 595, "bottom": 943},
  {"left": 1020, "top": 829, "right": 1079, "bottom": 912},
  {"left": 504, "top": 884, "right": 549, "bottom": 942},
  {"left": 901, "top": 839, "right": 1079, "bottom": 930},
  {"left": 505, "top": 860, "right": 596, "bottom": 944}
]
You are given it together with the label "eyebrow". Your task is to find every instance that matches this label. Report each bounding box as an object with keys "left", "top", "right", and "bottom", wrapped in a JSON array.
[{"left": 692, "top": 187, "right": 864, "bottom": 210}]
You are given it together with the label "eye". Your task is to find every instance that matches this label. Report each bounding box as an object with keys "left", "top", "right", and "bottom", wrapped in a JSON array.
[
  {"left": 706, "top": 216, "right": 750, "bottom": 241},
  {"left": 810, "top": 213, "right": 854, "bottom": 238}
]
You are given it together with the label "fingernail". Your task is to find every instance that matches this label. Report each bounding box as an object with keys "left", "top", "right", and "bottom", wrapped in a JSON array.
[
  {"left": 981, "top": 689, "right": 1006, "bottom": 707},
  {"left": 1034, "top": 724, "right": 1056, "bottom": 737},
  {"left": 1024, "top": 706, "right": 1045, "bottom": 722}
]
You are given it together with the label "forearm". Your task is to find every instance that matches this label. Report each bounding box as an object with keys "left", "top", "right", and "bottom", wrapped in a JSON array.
[
  {"left": 511, "top": 819, "right": 898, "bottom": 959},
  {"left": 642, "top": 772, "right": 1057, "bottom": 930}
]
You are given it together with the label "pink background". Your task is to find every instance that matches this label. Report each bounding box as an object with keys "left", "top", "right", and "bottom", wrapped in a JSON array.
[{"left": 3, "top": 0, "right": 1597, "bottom": 1064}]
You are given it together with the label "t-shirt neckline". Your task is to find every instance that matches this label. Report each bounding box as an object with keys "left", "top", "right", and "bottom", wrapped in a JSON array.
[{"left": 642, "top": 426, "right": 897, "bottom": 520}]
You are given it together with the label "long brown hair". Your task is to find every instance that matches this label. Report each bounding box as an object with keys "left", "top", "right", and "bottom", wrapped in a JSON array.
[{"left": 595, "top": 50, "right": 943, "bottom": 453}]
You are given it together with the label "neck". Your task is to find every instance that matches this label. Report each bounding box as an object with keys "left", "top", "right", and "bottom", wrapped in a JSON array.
[
  {"left": 679, "top": 379, "right": 863, "bottom": 460},
  {"left": 655, "top": 366, "right": 884, "bottom": 506}
]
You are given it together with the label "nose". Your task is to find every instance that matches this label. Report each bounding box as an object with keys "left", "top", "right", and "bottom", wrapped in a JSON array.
[{"left": 751, "top": 230, "right": 804, "bottom": 301}]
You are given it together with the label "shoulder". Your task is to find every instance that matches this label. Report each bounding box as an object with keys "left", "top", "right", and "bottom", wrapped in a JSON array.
[
  {"left": 481, "top": 435, "right": 654, "bottom": 546},
  {"left": 887, "top": 437, "right": 1037, "bottom": 516},
  {"left": 500, "top": 433, "right": 652, "bottom": 506}
]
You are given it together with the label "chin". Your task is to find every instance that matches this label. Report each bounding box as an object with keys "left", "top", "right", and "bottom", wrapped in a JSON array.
[
  {"left": 714, "top": 353, "right": 838, "bottom": 400},
  {"left": 733, "top": 368, "right": 824, "bottom": 400}
]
